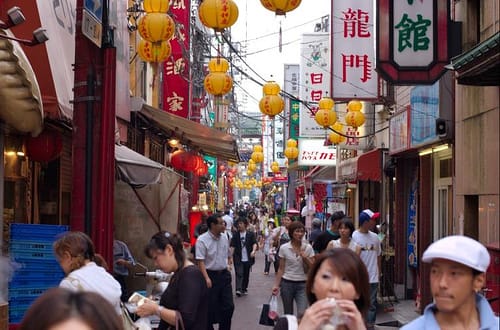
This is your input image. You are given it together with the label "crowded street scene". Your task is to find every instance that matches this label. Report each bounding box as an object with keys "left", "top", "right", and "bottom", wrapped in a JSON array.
[{"left": 0, "top": 0, "right": 499, "bottom": 329}]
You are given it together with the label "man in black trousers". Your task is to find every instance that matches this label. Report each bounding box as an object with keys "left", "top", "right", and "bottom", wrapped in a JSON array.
[
  {"left": 231, "top": 218, "right": 258, "bottom": 296},
  {"left": 196, "top": 214, "right": 234, "bottom": 330}
]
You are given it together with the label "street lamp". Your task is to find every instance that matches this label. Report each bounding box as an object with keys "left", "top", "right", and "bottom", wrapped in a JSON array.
[
  {"left": 0, "top": 6, "right": 25, "bottom": 29},
  {"left": 0, "top": 6, "right": 49, "bottom": 47}
]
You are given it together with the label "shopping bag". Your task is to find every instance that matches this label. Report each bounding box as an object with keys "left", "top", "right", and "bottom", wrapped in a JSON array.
[
  {"left": 268, "top": 295, "right": 279, "bottom": 320},
  {"left": 259, "top": 303, "right": 274, "bottom": 326}
]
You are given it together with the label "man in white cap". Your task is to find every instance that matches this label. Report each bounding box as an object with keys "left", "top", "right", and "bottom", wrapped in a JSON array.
[
  {"left": 352, "top": 209, "right": 381, "bottom": 329},
  {"left": 402, "top": 235, "right": 499, "bottom": 329}
]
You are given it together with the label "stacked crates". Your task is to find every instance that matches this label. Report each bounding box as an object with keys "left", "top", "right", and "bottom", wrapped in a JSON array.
[{"left": 8, "top": 224, "right": 69, "bottom": 324}]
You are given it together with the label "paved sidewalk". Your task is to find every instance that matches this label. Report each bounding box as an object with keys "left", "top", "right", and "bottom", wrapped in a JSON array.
[{"left": 230, "top": 251, "right": 421, "bottom": 329}]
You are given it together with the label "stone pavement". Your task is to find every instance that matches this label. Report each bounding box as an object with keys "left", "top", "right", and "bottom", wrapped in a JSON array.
[{"left": 230, "top": 251, "right": 420, "bottom": 329}]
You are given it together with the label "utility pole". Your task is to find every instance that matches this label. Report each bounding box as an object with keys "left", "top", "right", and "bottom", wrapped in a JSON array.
[{"left": 72, "top": 0, "right": 116, "bottom": 265}]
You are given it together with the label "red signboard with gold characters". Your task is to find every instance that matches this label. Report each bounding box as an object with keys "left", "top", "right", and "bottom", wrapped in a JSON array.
[{"left": 162, "top": 0, "right": 190, "bottom": 118}]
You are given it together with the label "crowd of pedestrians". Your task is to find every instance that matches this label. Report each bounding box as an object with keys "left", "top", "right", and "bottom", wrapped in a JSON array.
[{"left": 15, "top": 203, "right": 499, "bottom": 330}]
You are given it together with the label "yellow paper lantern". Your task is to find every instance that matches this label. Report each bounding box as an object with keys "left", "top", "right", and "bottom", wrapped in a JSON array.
[
  {"left": 137, "top": 39, "right": 171, "bottom": 63},
  {"left": 204, "top": 72, "right": 233, "bottom": 96},
  {"left": 137, "top": 13, "right": 175, "bottom": 43},
  {"left": 259, "top": 95, "right": 284, "bottom": 118},
  {"left": 198, "top": 0, "right": 239, "bottom": 32},
  {"left": 208, "top": 57, "right": 230, "bottom": 73},
  {"left": 253, "top": 145, "right": 263, "bottom": 153},
  {"left": 345, "top": 111, "right": 365, "bottom": 128},
  {"left": 286, "top": 139, "right": 297, "bottom": 148},
  {"left": 318, "top": 96, "right": 335, "bottom": 110},
  {"left": 284, "top": 147, "right": 298, "bottom": 159},
  {"left": 251, "top": 151, "right": 264, "bottom": 163},
  {"left": 143, "top": 0, "right": 169, "bottom": 13},
  {"left": 247, "top": 162, "right": 257, "bottom": 172},
  {"left": 314, "top": 108, "right": 337, "bottom": 128},
  {"left": 347, "top": 100, "right": 363, "bottom": 112},
  {"left": 260, "top": 0, "right": 302, "bottom": 15},
  {"left": 262, "top": 81, "right": 281, "bottom": 95},
  {"left": 329, "top": 121, "right": 346, "bottom": 145},
  {"left": 271, "top": 163, "right": 280, "bottom": 173}
]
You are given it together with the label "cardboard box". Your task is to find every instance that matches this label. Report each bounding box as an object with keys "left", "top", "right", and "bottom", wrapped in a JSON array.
[{"left": 0, "top": 303, "right": 7, "bottom": 330}]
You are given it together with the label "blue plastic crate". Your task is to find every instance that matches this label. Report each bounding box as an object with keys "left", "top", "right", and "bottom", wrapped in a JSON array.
[
  {"left": 10, "top": 224, "right": 69, "bottom": 242},
  {"left": 10, "top": 277, "right": 62, "bottom": 288},
  {"left": 9, "top": 250, "right": 56, "bottom": 260},
  {"left": 8, "top": 296, "right": 37, "bottom": 307},
  {"left": 8, "top": 286, "right": 51, "bottom": 298},
  {"left": 9, "top": 240, "right": 54, "bottom": 252},
  {"left": 11, "top": 258, "right": 61, "bottom": 271},
  {"left": 12, "top": 269, "right": 64, "bottom": 281}
]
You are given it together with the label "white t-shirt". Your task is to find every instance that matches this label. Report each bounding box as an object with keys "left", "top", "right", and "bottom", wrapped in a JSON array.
[
  {"left": 327, "top": 239, "right": 360, "bottom": 253},
  {"left": 278, "top": 242, "right": 315, "bottom": 282},
  {"left": 352, "top": 230, "right": 381, "bottom": 283},
  {"left": 60, "top": 262, "right": 122, "bottom": 314}
]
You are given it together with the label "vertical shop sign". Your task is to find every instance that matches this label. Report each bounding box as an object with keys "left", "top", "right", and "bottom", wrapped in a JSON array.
[
  {"left": 407, "top": 177, "right": 418, "bottom": 268},
  {"left": 299, "top": 33, "right": 331, "bottom": 138},
  {"left": 377, "top": 0, "right": 449, "bottom": 84},
  {"left": 162, "top": 0, "right": 190, "bottom": 118},
  {"left": 332, "top": 0, "right": 378, "bottom": 100}
]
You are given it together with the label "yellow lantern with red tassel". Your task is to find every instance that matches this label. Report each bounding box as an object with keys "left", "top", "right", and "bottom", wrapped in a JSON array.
[
  {"left": 259, "top": 81, "right": 284, "bottom": 118},
  {"left": 284, "top": 146, "right": 298, "bottom": 160},
  {"left": 251, "top": 151, "right": 264, "bottom": 163},
  {"left": 314, "top": 96, "right": 336, "bottom": 128},
  {"left": 344, "top": 99, "right": 365, "bottom": 129},
  {"left": 137, "top": 13, "right": 175, "bottom": 42},
  {"left": 204, "top": 58, "right": 233, "bottom": 96},
  {"left": 198, "top": 0, "right": 239, "bottom": 32},
  {"left": 271, "top": 161, "right": 280, "bottom": 173},
  {"left": 137, "top": 39, "right": 171, "bottom": 63},
  {"left": 345, "top": 110, "right": 365, "bottom": 128},
  {"left": 260, "top": 0, "right": 302, "bottom": 15}
]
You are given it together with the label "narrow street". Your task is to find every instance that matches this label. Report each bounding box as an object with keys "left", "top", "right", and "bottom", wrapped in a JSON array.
[{"left": 230, "top": 250, "right": 420, "bottom": 330}]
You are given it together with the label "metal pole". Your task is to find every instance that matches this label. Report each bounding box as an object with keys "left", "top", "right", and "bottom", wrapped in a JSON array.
[{"left": 84, "top": 68, "right": 95, "bottom": 236}]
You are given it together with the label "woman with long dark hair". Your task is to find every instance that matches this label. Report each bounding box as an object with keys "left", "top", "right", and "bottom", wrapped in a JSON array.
[{"left": 136, "top": 231, "right": 208, "bottom": 330}]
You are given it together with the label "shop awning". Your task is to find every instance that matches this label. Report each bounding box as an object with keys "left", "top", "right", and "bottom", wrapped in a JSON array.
[
  {"left": 449, "top": 31, "right": 500, "bottom": 86},
  {"left": 139, "top": 105, "right": 240, "bottom": 163},
  {"left": 357, "top": 149, "right": 382, "bottom": 182},
  {"left": 0, "top": 29, "right": 43, "bottom": 136},
  {"left": 115, "top": 144, "right": 164, "bottom": 185}
]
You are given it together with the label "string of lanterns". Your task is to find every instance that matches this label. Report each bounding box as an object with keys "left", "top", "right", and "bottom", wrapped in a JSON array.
[{"left": 137, "top": 0, "right": 175, "bottom": 63}]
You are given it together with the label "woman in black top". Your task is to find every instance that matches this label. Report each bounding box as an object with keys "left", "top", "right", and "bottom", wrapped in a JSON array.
[{"left": 137, "top": 232, "right": 208, "bottom": 330}]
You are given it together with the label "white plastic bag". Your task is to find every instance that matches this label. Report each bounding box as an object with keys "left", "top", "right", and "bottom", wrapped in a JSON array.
[{"left": 268, "top": 295, "right": 279, "bottom": 320}]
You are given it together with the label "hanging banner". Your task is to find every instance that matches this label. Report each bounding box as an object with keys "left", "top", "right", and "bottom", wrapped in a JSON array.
[
  {"left": 299, "top": 33, "right": 331, "bottom": 138},
  {"left": 332, "top": 0, "right": 378, "bottom": 100},
  {"left": 162, "top": 0, "right": 190, "bottom": 118},
  {"left": 377, "top": 0, "right": 450, "bottom": 84},
  {"left": 410, "top": 81, "right": 440, "bottom": 148}
]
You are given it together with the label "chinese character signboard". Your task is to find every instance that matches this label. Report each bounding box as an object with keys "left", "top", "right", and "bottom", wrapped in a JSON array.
[
  {"left": 377, "top": 0, "right": 449, "bottom": 84},
  {"left": 162, "top": 0, "right": 190, "bottom": 118},
  {"left": 298, "top": 139, "right": 337, "bottom": 166},
  {"left": 299, "top": 33, "right": 331, "bottom": 138},
  {"left": 332, "top": 0, "right": 378, "bottom": 100}
]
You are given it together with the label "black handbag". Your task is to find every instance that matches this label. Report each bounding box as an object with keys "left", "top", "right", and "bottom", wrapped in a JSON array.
[{"left": 259, "top": 303, "right": 275, "bottom": 326}]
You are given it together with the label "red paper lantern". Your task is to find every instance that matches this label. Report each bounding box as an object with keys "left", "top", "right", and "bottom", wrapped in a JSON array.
[
  {"left": 25, "top": 129, "right": 63, "bottom": 162},
  {"left": 194, "top": 162, "right": 208, "bottom": 176},
  {"left": 170, "top": 150, "right": 185, "bottom": 170}
]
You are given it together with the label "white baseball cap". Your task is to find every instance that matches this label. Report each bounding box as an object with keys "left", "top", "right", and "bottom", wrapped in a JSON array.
[{"left": 422, "top": 235, "right": 491, "bottom": 273}]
